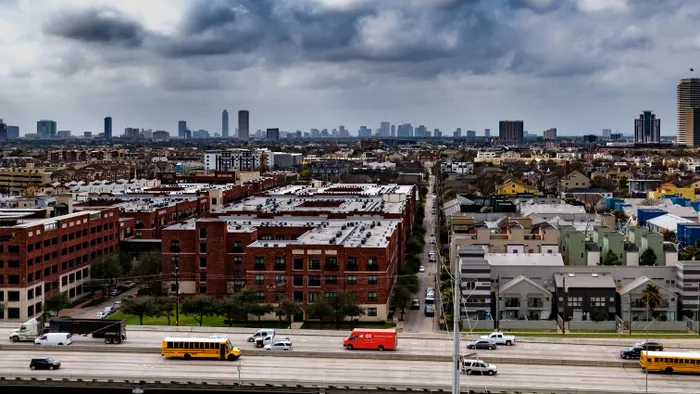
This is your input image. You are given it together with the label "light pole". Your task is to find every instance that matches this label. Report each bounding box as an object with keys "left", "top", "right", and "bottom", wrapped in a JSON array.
[
  {"left": 451, "top": 254, "right": 461, "bottom": 394},
  {"left": 696, "top": 283, "right": 700, "bottom": 336}
]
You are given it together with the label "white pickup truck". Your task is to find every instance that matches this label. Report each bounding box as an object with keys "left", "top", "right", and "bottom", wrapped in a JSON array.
[{"left": 479, "top": 332, "right": 516, "bottom": 346}]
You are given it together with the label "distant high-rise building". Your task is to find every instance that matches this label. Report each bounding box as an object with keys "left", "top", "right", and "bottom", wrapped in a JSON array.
[
  {"left": 543, "top": 128, "right": 557, "bottom": 140},
  {"left": 0, "top": 120, "right": 7, "bottom": 142},
  {"left": 222, "top": 110, "right": 229, "bottom": 138},
  {"left": 266, "top": 128, "right": 279, "bottom": 141},
  {"left": 7, "top": 125, "right": 19, "bottom": 140},
  {"left": 498, "top": 121, "right": 524, "bottom": 144},
  {"left": 104, "top": 117, "right": 112, "bottom": 140},
  {"left": 57, "top": 130, "right": 71, "bottom": 139},
  {"left": 684, "top": 108, "right": 700, "bottom": 147},
  {"left": 178, "top": 120, "right": 187, "bottom": 138},
  {"left": 434, "top": 129, "right": 442, "bottom": 138},
  {"left": 610, "top": 133, "right": 623, "bottom": 140},
  {"left": 238, "top": 110, "right": 249, "bottom": 141},
  {"left": 634, "top": 111, "right": 661, "bottom": 144},
  {"left": 84, "top": 131, "right": 93, "bottom": 139},
  {"left": 390, "top": 124, "right": 396, "bottom": 137},
  {"left": 358, "top": 126, "right": 372, "bottom": 138},
  {"left": 415, "top": 125, "right": 427, "bottom": 137},
  {"left": 379, "top": 121, "right": 390, "bottom": 137},
  {"left": 37, "top": 120, "right": 57, "bottom": 139},
  {"left": 602, "top": 128, "right": 612, "bottom": 138},
  {"left": 466, "top": 130, "right": 476, "bottom": 138},
  {"left": 484, "top": 128, "right": 490, "bottom": 138},
  {"left": 184, "top": 129, "right": 192, "bottom": 140},
  {"left": 397, "top": 123, "right": 413, "bottom": 137},
  {"left": 678, "top": 78, "right": 700, "bottom": 146}
]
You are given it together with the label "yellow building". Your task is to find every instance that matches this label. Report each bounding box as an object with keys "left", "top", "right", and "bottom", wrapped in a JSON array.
[
  {"left": 648, "top": 183, "right": 696, "bottom": 201},
  {"left": 497, "top": 179, "right": 538, "bottom": 196},
  {"left": 0, "top": 165, "right": 53, "bottom": 194}
]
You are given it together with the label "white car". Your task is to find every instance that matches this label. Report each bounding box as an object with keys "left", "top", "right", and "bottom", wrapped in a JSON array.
[
  {"left": 419, "top": 266, "right": 425, "bottom": 272},
  {"left": 93, "top": 311, "right": 107, "bottom": 319},
  {"left": 264, "top": 340, "right": 293, "bottom": 351}
]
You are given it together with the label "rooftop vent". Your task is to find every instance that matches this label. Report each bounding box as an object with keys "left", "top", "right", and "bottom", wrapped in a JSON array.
[{"left": 568, "top": 273, "right": 575, "bottom": 277}]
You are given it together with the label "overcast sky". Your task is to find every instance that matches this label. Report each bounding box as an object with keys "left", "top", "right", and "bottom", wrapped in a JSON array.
[{"left": 0, "top": 0, "right": 697, "bottom": 137}]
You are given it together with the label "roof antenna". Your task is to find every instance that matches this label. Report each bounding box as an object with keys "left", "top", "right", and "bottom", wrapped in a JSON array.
[{"left": 691, "top": 68, "right": 695, "bottom": 79}]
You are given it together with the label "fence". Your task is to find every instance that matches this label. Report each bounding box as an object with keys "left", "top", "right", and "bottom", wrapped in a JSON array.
[{"left": 568, "top": 321, "right": 616, "bottom": 331}]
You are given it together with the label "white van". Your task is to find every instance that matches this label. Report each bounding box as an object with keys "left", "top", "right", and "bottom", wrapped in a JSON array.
[
  {"left": 425, "top": 293, "right": 435, "bottom": 304},
  {"left": 246, "top": 329, "right": 276, "bottom": 343},
  {"left": 34, "top": 333, "right": 72, "bottom": 346}
]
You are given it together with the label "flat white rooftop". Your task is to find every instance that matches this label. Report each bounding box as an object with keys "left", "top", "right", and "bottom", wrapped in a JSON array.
[{"left": 485, "top": 253, "right": 565, "bottom": 266}]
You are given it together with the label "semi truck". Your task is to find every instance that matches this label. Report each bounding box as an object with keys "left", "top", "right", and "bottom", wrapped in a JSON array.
[
  {"left": 9, "top": 317, "right": 47, "bottom": 342},
  {"left": 49, "top": 318, "right": 127, "bottom": 344}
]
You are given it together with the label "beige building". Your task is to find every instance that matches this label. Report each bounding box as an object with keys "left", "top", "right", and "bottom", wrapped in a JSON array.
[
  {"left": 451, "top": 221, "right": 559, "bottom": 255},
  {"left": 0, "top": 165, "right": 53, "bottom": 194},
  {"left": 559, "top": 171, "right": 592, "bottom": 192}
]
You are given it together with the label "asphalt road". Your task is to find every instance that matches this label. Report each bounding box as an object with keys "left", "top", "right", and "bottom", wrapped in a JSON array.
[
  {"left": 2, "top": 350, "right": 699, "bottom": 393},
  {"left": 403, "top": 174, "right": 438, "bottom": 334},
  {"left": 71, "top": 287, "right": 138, "bottom": 319},
  {"left": 6, "top": 326, "right": 700, "bottom": 363}
]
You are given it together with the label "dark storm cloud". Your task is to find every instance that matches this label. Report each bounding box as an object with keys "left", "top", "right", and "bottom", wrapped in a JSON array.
[
  {"left": 601, "top": 34, "right": 653, "bottom": 51},
  {"left": 44, "top": 7, "right": 145, "bottom": 48},
  {"left": 507, "top": 0, "right": 566, "bottom": 13}
]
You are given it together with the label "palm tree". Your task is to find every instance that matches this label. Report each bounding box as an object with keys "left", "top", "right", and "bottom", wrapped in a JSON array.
[
  {"left": 641, "top": 283, "right": 663, "bottom": 321},
  {"left": 680, "top": 239, "right": 700, "bottom": 261}
]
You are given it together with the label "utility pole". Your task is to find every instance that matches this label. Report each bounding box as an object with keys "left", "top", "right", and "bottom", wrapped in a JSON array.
[
  {"left": 495, "top": 274, "right": 500, "bottom": 331},
  {"left": 172, "top": 257, "right": 180, "bottom": 326},
  {"left": 562, "top": 276, "right": 567, "bottom": 336},
  {"left": 452, "top": 256, "right": 461, "bottom": 394}
]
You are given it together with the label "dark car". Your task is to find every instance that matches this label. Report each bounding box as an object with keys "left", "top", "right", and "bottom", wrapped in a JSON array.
[
  {"left": 30, "top": 357, "right": 61, "bottom": 370},
  {"left": 466, "top": 339, "right": 497, "bottom": 350},
  {"left": 620, "top": 346, "right": 643, "bottom": 359},
  {"left": 635, "top": 341, "right": 663, "bottom": 351},
  {"left": 424, "top": 305, "right": 435, "bottom": 317},
  {"left": 411, "top": 299, "right": 420, "bottom": 310}
]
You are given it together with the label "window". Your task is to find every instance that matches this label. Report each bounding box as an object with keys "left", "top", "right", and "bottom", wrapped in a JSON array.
[
  {"left": 199, "top": 286, "right": 207, "bottom": 294},
  {"left": 567, "top": 297, "right": 583, "bottom": 307},
  {"left": 308, "top": 292, "right": 320, "bottom": 302},
  {"left": 590, "top": 297, "right": 606, "bottom": 307},
  {"left": 308, "top": 276, "right": 321, "bottom": 287},
  {"left": 293, "top": 258, "right": 304, "bottom": 270},
  {"left": 8, "top": 245, "right": 19, "bottom": 253},
  {"left": 199, "top": 257, "right": 207, "bottom": 269},
  {"left": 254, "top": 257, "right": 265, "bottom": 268},
  {"left": 199, "top": 228, "right": 207, "bottom": 239},
  {"left": 275, "top": 257, "right": 285, "bottom": 269},
  {"left": 200, "top": 243, "right": 207, "bottom": 253},
  {"left": 256, "top": 291, "right": 265, "bottom": 301},
  {"left": 234, "top": 256, "right": 243, "bottom": 265},
  {"left": 347, "top": 257, "right": 357, "bottom": 266},
  {"left": 233, "top": 241, "right": 243, "bottom": 252},
  {"left": 308, "top": 259, "right": 321, "bottom": 270},
  {"left": 325, "top": 292, "right": 336, "bottom": 299},
  {"left": 347, "top": 275, "right": 357, "bottom": 285},
  {"left": 368, "top": 276, "right": 377, "bottom": 285},
  {"left": 8, "top": 291, "right": 20, "bottom": 301},
  {"left": 199, "top": 272, "right": 207, "bottom": 283},
  {"left": 368, "top": 308, "right": 377, "bottom": 317},
  {"left": 368, "top": 292, "right": 377, "bottom": 301},
  {"left": 325, "top": 275, "right": 337, "bottom": 284},
  {"left": 293, "top": 275, "right": 303, "bottom": 287},
  {"left": 325, "top": 257, "right": 338, "bottom": 267},
  {"left": 256, "top": 275, "right": 265, "bottom": 284},
  {"left": 261, "top": 235, "right": 272, "bottom": 240}
]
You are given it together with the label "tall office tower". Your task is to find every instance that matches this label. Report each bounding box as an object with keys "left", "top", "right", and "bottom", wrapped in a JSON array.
[
  {"left": 454, "top": 128, "right": 461, "bottom": 137},
  {"left": 379, "top": 121, "right": 390, "bottom": 137},
  {"left": 684, "top": 108, "right": 700, "bottom": 147},
  {"left": 415, "top": 125, "right": 427, "bottom": 137},
  {"left": 634, "top": 111, "right": 661, "bottom": 143},
  {"left": 266, "top": 128, "right": 279, "bottom": 141},
  {"left": 0, "top": 119, "right": 7, "bottom": 142},
  {"left": 466, "top": 130, "right": 476, "bottom": 138},
  {"left": 390, "top": 125, "right": 396, "bottom": 137},
  {"left": 222, "top": 110, "right": 229, "bottom": 138},
  {"left": 178, "top": 120, "right": 187, "bottom": 138},
  {"left": 484, "top": 128, "right": 490, "bottom": 138},
  {"left": 543, "top": 128, "right": 557, "bottom": 140},
  {"left": 498, "top": 120, "right": 524, "bottom": 143},
  {"left": 678, "top": 78, "right": 700, "bottom": 145},
  {"left": 238, "top": 110, "right": 249, "bottom": 141},
  {"left": 602, "top": 128, "right": 612, "bottom": 138},
  {"left": 7, "top": 125, "right": 19, "bottom": 140},
  {"left": 434, "top": 129, "right": 442, "bottom": 138},
  {"left": 37, "top": 120, "right": 57, "bottom": 139},
  {"left": 104, "top": 117, "right": 112, "bottom": 140}
]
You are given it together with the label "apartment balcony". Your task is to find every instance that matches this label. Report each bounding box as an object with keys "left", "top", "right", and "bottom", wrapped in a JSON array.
[
  {"left": 528, "top": 301, "right": 545, "bottom": 309},
  {"left": 253, "top": 263, "right": 265, "bottom": 271},
  {"left": 366, "top": 264, "right": 380, "bottom": 271},
  {"left": 345, "top": 264, "right": 359, "bottom": 272}
]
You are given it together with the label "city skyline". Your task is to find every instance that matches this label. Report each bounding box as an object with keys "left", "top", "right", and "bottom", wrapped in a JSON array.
[{"left": 0, "top": 0, "right": 698, "bottom": 136}]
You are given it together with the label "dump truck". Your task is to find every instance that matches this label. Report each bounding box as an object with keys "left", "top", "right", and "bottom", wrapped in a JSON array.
[{"left": 48, "top": 317, "right": 127, "bottom": 344}]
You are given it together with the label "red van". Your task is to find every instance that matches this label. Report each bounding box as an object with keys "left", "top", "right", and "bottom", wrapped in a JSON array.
[{"left": 343, "top": 328, "right": 397, "bottom": 351}]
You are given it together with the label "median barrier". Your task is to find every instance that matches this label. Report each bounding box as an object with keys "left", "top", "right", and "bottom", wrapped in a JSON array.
[
  {"left": 0, "top": 343, "right": 636, "bottom": 368},
  {"left": 0, "top": 374, "right": 672, "bottom": 394},
  {"left": 515, "top": 337, "right": 693, "bottom": 348}
]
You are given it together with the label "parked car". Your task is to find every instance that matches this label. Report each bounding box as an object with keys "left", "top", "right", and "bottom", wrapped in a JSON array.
[
  {"left": 30, "top": 357, "right": 61, "bottom": 370},
  {"left": 93, "top": 311, "right": 108, "bottom": 319},
  {"left": 480, "top": 332, "right": 516, "bottom": 346},
  {"left": 109, "top": 288, "right": 121, "bottom": 296},
  {"left": 620, "top": 346, "right": 643, "bottom": 359},
  {"left": 103, "top": 307, "right": 115, "bottom": 316},
  {"left": 419, "top": 266, "right": 425, "bottom": 273},
  {"left": 264, "top": 340, "right": 293, "bottom": 351},
  {"left": 411, "top": 299, "right": 420, "bottom": 310},
  {"left": 635, "top": 341, "right": 663, "bottom": 351},
  {"left": 466, "top": 339, "right": 497, "bottom": 350},
  {"left": 424, "top": 305, "right": 435, "bottom": 317},
  {"left": 246, "top": 329, "right": 276, "bottom": 342},
  {"left": 113, "top": 301, "right": 122, "bottom": 309},
  {"left": 255, "top": 335, "right": 291, "bottom": 348},
  {"left": 426, "top": 287, "right": 434, "bottom": 294},
  {"left": 122, "top": 281, "right": 136, "bottom": 289},
  {"left": 461, "top": 359, "right": 497, "bottom": 375}
]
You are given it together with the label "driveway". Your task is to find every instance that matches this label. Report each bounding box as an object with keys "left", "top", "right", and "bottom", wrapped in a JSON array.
[{"left": 71, "top": 287, "right": 138, "bottom": 319}]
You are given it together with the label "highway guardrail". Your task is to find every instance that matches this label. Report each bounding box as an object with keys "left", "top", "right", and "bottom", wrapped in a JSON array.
[
  {"left": 0, "top": 343, "right": 632, "bottom": 368},
  {"left": 0, "top": 373, "right": 671, "bottom": 394}
]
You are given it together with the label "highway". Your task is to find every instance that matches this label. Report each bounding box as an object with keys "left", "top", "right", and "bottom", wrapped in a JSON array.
[
  {"left": 5, "top": 328, "right": 700, "bottom": 363},
  {"left": 1, "top": 350, "right": 699, "bottom": 393},
  {"left": 404, "top": 172, "right": 438, "bottom": 333}
]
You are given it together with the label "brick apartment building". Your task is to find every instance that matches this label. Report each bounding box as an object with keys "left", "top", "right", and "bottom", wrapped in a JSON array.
[
  {"left": 0, "top": 207, "right": 120, "bottom": 321},
  {"left": 75, "top": 195, "right": 209, "bottom": 239},
  {"left": 162, "top": 217, "right": 402, "bottom": 320}
]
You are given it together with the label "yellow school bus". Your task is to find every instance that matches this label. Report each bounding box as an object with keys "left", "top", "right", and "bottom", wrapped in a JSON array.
[
  {"left": 162, "top": 337, "right": 241, "bottom": 361},
  {"left": 640, "top": 351, "right": 700, "bottom": 374}
]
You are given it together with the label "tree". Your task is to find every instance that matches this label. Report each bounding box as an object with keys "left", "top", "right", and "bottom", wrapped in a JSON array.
[
  {"left": 121, "top": 296, "right": 157, "bottom": 325},
  {"left": 338, "top": 293, "right": 365, "bottom": 322},
  {"left": 233, "top": 287, "right": 261, "bottom": 325},
  {"left": 661, "top": 230, "right": 676, "bottom": 243},
  {"left": 181, "top": 295, "right": 217, "bottom": 326},
  {"left": 248, "top": 302, "right": 274, "bottom": 326},
  {"left": 217, "top": 296, "right": 242, "bottom": 326},
  {"left": 641, "top": 283, "right": 663, "bottom": 320},
  {"left": 44, "top": 292, "right": 71, "bottom": 316},
  {"left": 83, "top": 278, "right": 108, "bottom": 299},
  {"left": 680, "top": 239, "right": 700, "bottom": 261},
  {"left": 132, "top": 251, "right": 165, "bottom": 296},
  {"left": 90, "top": 254, "right": 124, "bottom": 296},
  {"left": 396, "top": 274, "right": 419, "bottom": 294},
  {"left": 390, "top": 286, "right": 412, "bottom": 320},
  {"left": 306, "top": 297, "right": 334, "bottom": 329},
  {"left": 154, "top": 297, "right": 176, "bottom": 326},
  {"left": 275, "top": 297, "right": 303, "bottom": 326},
  {"left": 602, "top": 249, "right": 620, "bottom": 266},
  {"left": 639, "top": 248, "right": 658, "bottom": 266}
]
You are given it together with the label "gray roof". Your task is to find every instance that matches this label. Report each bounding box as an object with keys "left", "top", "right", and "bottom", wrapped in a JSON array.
[
  {"left": 663, "top": 243, "right": 678, "bottom": 252},
  {"left": 618, "top": 276, "right": 676, "bottom": 296},
  {"left": 624, "top": 242, "right": 640, "bottom": 252},
  {"left": 499, "top": 275, "right": 551, "bottom": 295},
  {"left": 585, "top": 242, "right": 600, "bottom": 251},
  {"left": 554, "top": 272, "right": 615, "bottom": 289}
]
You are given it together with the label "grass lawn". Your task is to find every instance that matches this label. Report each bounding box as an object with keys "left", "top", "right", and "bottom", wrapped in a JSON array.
[
  {"left": 300, "top": 321, "right": 395, "bottom": 330},
  {"left": 108, "top": 312, "right": 289, "bottom": 328}
]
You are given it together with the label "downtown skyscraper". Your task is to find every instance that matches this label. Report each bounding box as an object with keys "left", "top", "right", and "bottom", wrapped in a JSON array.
[
  {"left": 222, "top": 110, "right": 229, "bottom": 138},
  {"left": 634, "top": 111, "right": 660, "bottom": 144},
  {"left": 238, "top": 110, "right": 249, "bottom": 141},
  {"left": 104, "top": 117, "right": 112, "bottom": 140},
  {"left": 678, "top": 78, "right": 700, "bottom": 147}
]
